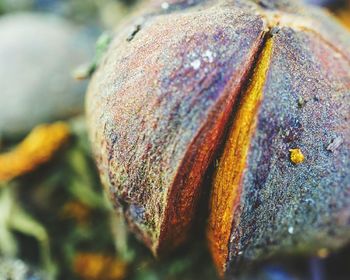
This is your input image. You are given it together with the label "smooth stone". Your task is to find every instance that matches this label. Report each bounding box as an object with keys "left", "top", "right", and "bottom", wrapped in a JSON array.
[{"left": 0, "top": 13, "right": 94, "bottom": 138}]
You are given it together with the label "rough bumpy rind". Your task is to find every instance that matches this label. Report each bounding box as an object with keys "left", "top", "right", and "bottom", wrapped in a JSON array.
[{"left": 86, "top": 0, "right": 266, "bottom": 254}]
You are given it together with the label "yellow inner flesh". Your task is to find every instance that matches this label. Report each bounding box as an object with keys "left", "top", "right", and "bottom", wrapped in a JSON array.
[{"left": 207, "top": 38, "right": 273, "bottom": 275}]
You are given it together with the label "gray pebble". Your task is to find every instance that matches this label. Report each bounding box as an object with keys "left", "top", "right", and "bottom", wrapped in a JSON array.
[{"left": 0, "top": 13, "right": 94, "bottom": 138}]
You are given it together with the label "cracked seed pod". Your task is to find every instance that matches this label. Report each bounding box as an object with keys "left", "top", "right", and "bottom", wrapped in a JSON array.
[{"left": 86, "top": 0, "right": 350, "bottom": 276}]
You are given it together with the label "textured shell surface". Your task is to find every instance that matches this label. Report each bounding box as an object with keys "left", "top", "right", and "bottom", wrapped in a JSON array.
[{"left": 86, "top": 0, "right": 350, "bottom": 275}]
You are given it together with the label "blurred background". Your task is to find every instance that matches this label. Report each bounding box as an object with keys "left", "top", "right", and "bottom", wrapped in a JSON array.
[{"left": 0, "top": 0, "right": 349, "bottom": 279}]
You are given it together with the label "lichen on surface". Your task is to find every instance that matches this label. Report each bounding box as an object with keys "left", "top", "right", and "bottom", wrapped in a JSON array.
[{"left": 289, "top": 148, "right": 305, "bottom": 164}]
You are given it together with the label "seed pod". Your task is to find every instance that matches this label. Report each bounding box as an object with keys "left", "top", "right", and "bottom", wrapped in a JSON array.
[
  {"left": 208, "top": 22, "right": 350, "bottom": 277},
  {"left": 87, "top": 0, "right": 267, "bottom": 255},
  {"left": 86, "top": 0, "right": 350, "bottom": 276}
]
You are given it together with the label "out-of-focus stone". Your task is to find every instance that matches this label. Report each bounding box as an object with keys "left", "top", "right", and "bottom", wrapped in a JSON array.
[{"left": 0, "top": 13, "right": 94, "bottom": 138}]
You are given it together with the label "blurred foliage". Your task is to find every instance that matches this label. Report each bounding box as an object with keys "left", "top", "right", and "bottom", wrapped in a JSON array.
[
  {"left": 0, "top": 0, "right": 137, "bottom": 28},
  {"left": 74, "top": 32, "right": 113, "bottom": 80},
  {"left": 0, "top": 123, "right": 70, "bottom": 181},
  {"left": 304, "top": 0, "right": 350, "bottom": 29},
  {"left": 0, "top": 257, "right": 46, "bottom": 280},
  {"left": 0, "top": 117, "right": 220, "bottom": 280}
]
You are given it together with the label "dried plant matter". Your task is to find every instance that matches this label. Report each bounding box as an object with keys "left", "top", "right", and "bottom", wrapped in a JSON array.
[{"left": 0, "top": 122, "right": 70, "bottom": 182}]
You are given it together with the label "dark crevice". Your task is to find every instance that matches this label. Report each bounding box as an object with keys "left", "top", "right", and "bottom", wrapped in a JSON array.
[
  {"left": 160, "top": 28, "right": 274, "bottom": 262},
  {"left": 183, "top": 29, "right": 274, "bottom": 274},
  {"left": 126, "top": 24, "right": 142, "bottom": 42},
  {"left": 256, "top": 0, "right": 272, "bottom": 9},
  {"left": 208, "top": 30, "right": 274, "bottom": 275},
  {"left": 211, "top": 29, "right": 273, "bottom": 181}
]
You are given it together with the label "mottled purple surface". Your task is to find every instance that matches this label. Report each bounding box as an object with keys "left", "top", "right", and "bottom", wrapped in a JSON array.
[
  {"left": 87, "top": 0, "right": 265, "bottom": 254},
  {"left": 86, "top": 0, "right": 350, "bottom": 272},
  {"left": 227, "top": 27, "right": 350, "bottom": 273}
]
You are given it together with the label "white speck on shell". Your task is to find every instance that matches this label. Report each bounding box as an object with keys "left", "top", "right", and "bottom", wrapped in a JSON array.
[
  {"left": 288, "top": 226, "right": 294, "bottom": 234},
  {"left": 204, "top": 50, "right": 214, "bottom": 63},
  {"left": 190, "top": 59, "right": 201, "bottom": 70},
  {"left": 161, "top": 2, "right": 169, "bottom": 10}
]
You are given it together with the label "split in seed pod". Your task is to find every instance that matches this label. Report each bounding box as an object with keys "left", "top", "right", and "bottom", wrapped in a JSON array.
[{"left": 86, "top": 0, "right": 350, "bottom": 277}]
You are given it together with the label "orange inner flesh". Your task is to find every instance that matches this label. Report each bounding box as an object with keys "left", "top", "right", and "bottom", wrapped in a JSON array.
[{"left": 207, "top": 38, "right": 273, "bottom": 275}]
